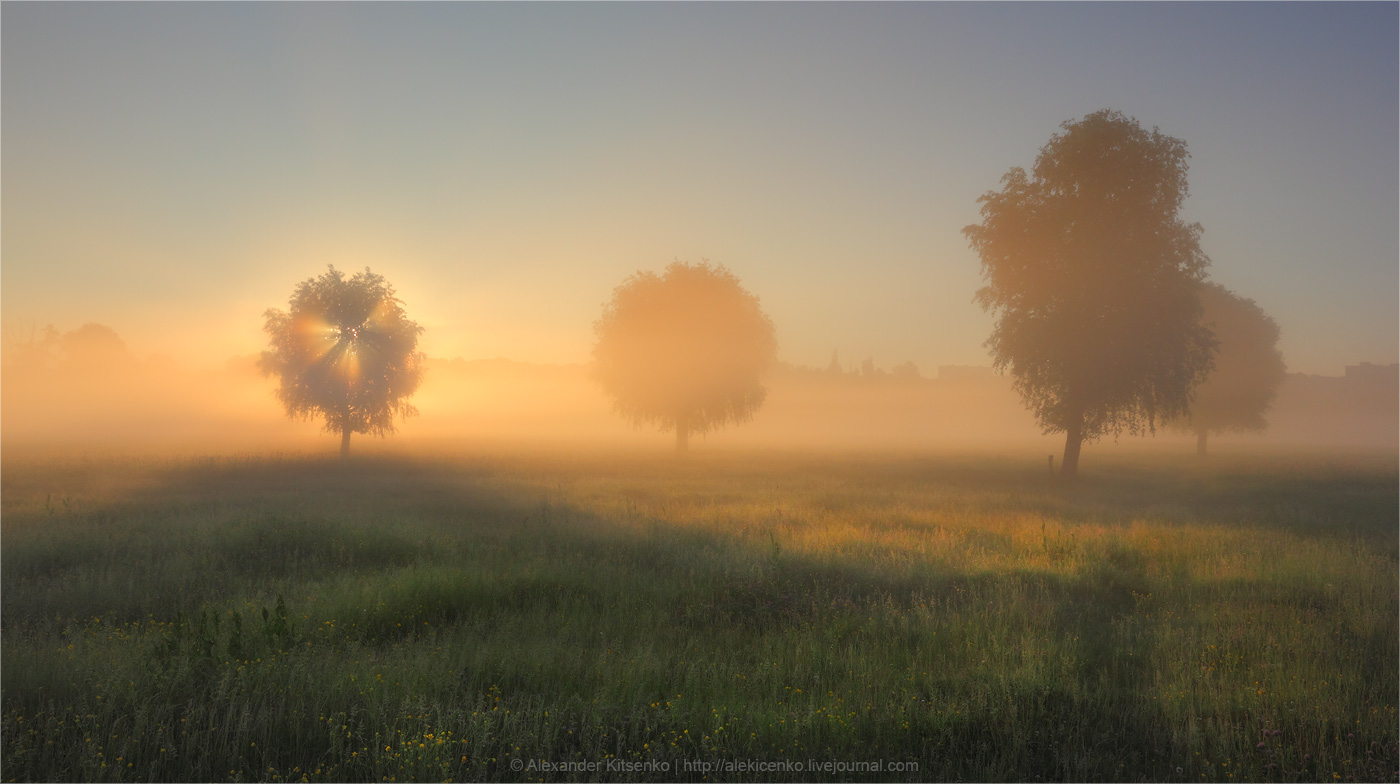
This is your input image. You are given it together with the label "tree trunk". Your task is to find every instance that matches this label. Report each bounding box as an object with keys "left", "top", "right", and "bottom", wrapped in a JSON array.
[
  {"left": 1196, "top": 430, "right": 1208, "bottom": 457},
  {"left": 340, "top": 428, "right": 351, "bottom": 458},
  {"left": 1061, "top": 411, "right": 1083, "bottom": 480},
  {"left": 675, "top": 414, "right": 689, "bottom": 453}
]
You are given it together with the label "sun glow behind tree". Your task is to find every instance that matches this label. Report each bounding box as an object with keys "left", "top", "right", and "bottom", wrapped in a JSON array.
[{"left": 259, "top": 266, "right": 425, "bottom": 456}]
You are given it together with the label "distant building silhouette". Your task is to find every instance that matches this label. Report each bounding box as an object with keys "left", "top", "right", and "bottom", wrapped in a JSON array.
[
  {"left": 1344, "top": 362, "right": 1399, "bottom": 383},
  {"left": 1266, "top": 364, "right": 1398, "bottom": 446}
]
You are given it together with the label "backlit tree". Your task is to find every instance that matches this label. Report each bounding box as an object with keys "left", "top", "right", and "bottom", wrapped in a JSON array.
[
  {"left": 260, "top": 266, "right": 425, "bottom": 456},
  {"left": 592, "top": 261, "right": 777, "bottom": 451}
]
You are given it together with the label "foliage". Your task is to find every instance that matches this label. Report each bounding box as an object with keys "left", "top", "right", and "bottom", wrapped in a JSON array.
[
  {"left": 964, "top": 110, "right": 1217, "bottom": 447},
  {"left": 259, "top": 266, "right": 424, "bottom": 447},
  {"left": 0, "top": 323, "right": 60, "bottom": 374},
  {"left": 592, "top": 261, "right": 777, "bottom": 441},
  {"left": 58, "top": 323, "right": 132, "bottom": 370},
  {"left": 1175, "top": 283, "right": 1287, "bottom": 436},
  {"left": 890, "top": 361, "right": 921, "bottom": 381},
  {"left": 2, "top": 323, "right": 132, "bottom": 375}
]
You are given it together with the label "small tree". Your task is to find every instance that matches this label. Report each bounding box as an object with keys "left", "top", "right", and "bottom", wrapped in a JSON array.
[
  {"left": 827, "top": 350, "right": 843, "bottom": 375},
  {"left": 1174, "top": 283, "right": 1286, "bottom": 455},
  {"left": 891, "top": 361, "right": 921, "bottom": 381},
  {"left": 260, "top": 266, "right": 425, "bottom": 457},
  {"left": 964, "top": 110, "right": 1217, "bottom": 477},
  {"left": 1, "top": 322, "right": 59, "bottom": 374},
  {"left": 59, "top": 323, "right": 133, "bottom": 373},
  {"left": 592, "top": 260, "right": 777, "bottom": 451}
]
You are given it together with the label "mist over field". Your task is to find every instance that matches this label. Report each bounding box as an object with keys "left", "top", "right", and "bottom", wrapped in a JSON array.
[
  {"left": 4, "top": 3, "right": 1398, "bottom": 782},
  {"left": 2, "top": 331, "right": 1394, "bottom": 456}
]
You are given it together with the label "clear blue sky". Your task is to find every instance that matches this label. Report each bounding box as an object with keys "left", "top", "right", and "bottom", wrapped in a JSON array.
[{"left": 4, "top": 2, "right": 1395, "bottom": 375}]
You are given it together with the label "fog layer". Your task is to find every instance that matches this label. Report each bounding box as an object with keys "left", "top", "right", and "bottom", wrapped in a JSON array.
[{"left": 2, "top": 325, "right": 1394, "bottom": 455}]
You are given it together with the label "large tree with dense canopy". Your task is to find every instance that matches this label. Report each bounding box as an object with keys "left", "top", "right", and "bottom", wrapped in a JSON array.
[{"left": 964, "top": 110, "right": 1217, "bottom": 477}]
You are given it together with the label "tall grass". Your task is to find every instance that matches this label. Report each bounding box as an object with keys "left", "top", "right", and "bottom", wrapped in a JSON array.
[{"left": 3, "top": 448, "right": 1396, "bottom": 781}]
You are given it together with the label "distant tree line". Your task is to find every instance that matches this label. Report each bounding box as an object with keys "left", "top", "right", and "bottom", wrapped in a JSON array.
[{"left": 762, "top": 352, "right": 926, "bottom": 382}]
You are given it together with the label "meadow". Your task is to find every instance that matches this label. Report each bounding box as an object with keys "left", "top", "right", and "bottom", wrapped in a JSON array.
[{"left": 1, "top": 446, "right": 1396, "bottom": 782}]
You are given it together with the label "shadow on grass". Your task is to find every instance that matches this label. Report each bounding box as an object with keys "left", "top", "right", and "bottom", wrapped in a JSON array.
[
  {"left": 6, "top": 449, "right": 1394, "bottom": 626},
  {"left": 2, "top": 450, "right": 1394, "bottom": 781}
]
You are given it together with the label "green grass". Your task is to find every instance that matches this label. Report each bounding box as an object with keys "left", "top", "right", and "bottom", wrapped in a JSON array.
[{"left": 2, "top": 447, "right": 1396, "bottom": 782}]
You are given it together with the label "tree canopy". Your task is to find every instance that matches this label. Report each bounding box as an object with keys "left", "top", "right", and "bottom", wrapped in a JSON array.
[
  {"left": 58, "top": 323, "right": 132, "bottom": 371},
  {"left": 592, "top": 261, "right": 777, "bottom": 451},
  {"left": 259, "top": 266, "right": 425, "bottom": 456},
  {"left": 964, "top": 109, "right": 1217, "bottom": 476},
  {"left": 1173, "top": 283, "right": 1286, "bottom": 454}
]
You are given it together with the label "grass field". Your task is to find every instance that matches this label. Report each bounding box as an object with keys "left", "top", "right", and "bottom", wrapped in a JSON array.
[{"left": 2, "top": 446, "right": 1396, "bottom": 782}]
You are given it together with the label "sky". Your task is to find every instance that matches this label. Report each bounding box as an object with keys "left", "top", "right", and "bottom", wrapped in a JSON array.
[{"left": 4, "top": 2, "right": 1396, "bottom": 376}]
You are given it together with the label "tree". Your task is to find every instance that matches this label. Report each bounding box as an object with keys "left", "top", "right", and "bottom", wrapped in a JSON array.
[
  {"left": 891, "top": 361, "right": 921, "bottom": 381},
  {"left": 1173, "top": 283, "right": 1286, "bottom": 455},
  {"left": 58, "top": 323, "right": 133, "bottom": 373},
  {"left": 592, "top": 260, "right": 777, "bottom": 451},
  {"left": 259, "top": 266, "right": 425, "bottom": 457},
  {"left": 827, "top": 350, "right": 843, "bottom": 375},
  {"left": 1, "top": 322, "right": 59, "bottom": 374},
  {"left": 964, "top": 110, "right": 1216, "bottom": 477}
]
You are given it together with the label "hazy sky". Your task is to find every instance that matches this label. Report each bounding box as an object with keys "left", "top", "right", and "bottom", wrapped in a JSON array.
[{"left": 4, "top": 2, "right": 1396, "bottom": 375}]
